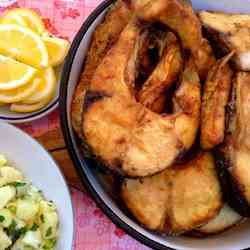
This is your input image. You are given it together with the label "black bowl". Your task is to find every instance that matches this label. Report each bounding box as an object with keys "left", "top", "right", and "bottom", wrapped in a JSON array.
[{"left": 59, "top": 1, "right": 250, "bottom": 250}]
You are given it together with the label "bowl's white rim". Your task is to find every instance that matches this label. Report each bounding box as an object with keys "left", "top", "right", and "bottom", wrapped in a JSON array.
[
  {"left": 0, "top": 121, "right": 75, "bottom": 249},
  {"left": 0, "top": 97, "right": 59, "bottom": 124}
]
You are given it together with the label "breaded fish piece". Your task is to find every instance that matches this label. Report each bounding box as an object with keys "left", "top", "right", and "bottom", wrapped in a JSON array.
[
  {"left": 83, "top": 18, "right": 201, "bottom": 177},
  {"left": 199, "top": 11, "right": 250, "bottom": 71},
  {"left": 201, "top": 52, "right": 234, "bottom": 150},
  {"left": 121, "top": 152, "right": 222, "bottom": 235},
  {"left": 71, "top": 0, "right": 132, "bottom": 137}
]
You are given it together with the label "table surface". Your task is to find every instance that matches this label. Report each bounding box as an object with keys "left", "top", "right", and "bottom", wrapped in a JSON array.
[{"left": 0, "top": 0, "right": 151, "bottom": 249}]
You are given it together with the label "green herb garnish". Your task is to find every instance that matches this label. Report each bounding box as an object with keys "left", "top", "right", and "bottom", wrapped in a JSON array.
[
  {"left": 46, "top": 227, "right": 52, "bottom": 237},
  {"left": 9, "top": 182, "right": 26, "bottom": 188},
  {"left": 0, "top": 215, "right": 5, "bottom": 222},
  {"left": 30, "top": 223, "right": 39, "bottom": 231},
  {"left": 40, "top": 214, "right": 45, "bottom": 223}
]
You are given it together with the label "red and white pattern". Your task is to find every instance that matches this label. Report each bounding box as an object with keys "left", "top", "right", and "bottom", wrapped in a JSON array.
[{"left": 0, "top": 1, "right": 151, "bottom": 249}]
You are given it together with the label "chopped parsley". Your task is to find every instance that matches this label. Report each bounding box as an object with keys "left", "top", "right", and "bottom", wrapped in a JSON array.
[
  {"left": 9, "top": 182, "right": 26, "bottom": 188},
  {"left": 30, "top": 223, "right": 39, "bottom": 231},
  {"left": 46, "top": 226, "right": 52, "bottom": 237},
  {"left": 0, "top": 215, "right": 5, "bottom": 222},
  {"left": 40, "top": 214, "right": 45, "bottom": 223}
]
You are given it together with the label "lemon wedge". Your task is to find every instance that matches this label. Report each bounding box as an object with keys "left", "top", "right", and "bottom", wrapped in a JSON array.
[
  {"left": 23, "top": 67, "right": 56, "bottom": 104},
  {"left": 0, "top": 24, "right": 48, "bottom": 68},
  {"left": 2, "top": 8, "right": 47, "bottom": 36},
  {"left": 43, "top": 37, "right": 70, "bottom": 66},
  {"left": 0, "top": 11, "right": 27, "bottom": 26},
  {"left": 0, "top": 78, "right": 40, "bottom": 103},
  {"left": 0, "top": 55, "right": 36, "bottom": 90},
  {"left": 10, "top": 95, "right": 52, "bottom": 113}
]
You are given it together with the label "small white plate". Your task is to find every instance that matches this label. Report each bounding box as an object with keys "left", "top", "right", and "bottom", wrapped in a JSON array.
[
  {"left": 0, "top": 121, "right": 74, "bottom": 250},
  {"left": 0, "top": 67, "right": 61, "bottom": 124}
]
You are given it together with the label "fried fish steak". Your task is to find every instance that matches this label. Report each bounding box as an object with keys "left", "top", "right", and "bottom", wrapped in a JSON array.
[
  {"left": 199, "top": 11, "right": 250, "bottom": 71},
  {"left": 121, "top": 152, "right": 223, "bottom": 235},
  {"left": 195, "top": 204, "right": 242, "bottom": 236},
  {"left": 200, "top": 52, "right": 234, "bottom": 150},
  {"left": 83, "top": 17, "right": 201, "bottom": 177},
  {"left": 216, "top": 72, "right": 250, "bottom": 217},
  {"left": 137, "top": 0, "right": 215, "bottom": 79},
  {"left": 121, "top": 170, "right": 173, "bottom": 231},
  {"left": 71, "top": 0, "right": 132, "bottom": 137}
]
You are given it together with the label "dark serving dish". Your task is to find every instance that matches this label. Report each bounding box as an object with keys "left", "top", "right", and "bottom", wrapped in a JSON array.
[{"left": 59, "top": 1, "right": 250, "bottom": 249}]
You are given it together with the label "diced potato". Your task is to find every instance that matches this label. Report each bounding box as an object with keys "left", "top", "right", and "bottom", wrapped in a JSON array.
[
  {"left": 0, "top": 186, "right": 16, "bottom": 209},
  {"left": 0, "top": 155, "right": 7, "bottom": 167},
  {"left": 27, "top": 186, "right": 43, "bottom": 202},
  {"left": 0, "top": 227, "right": 11, "bottom": 250},
  {"left": 40, "top": 200, "right": 57, "bottom": 213},
  {"left": 14, "top": 217, "right": 26, "bottom": 230},
  {"left": 6, "top": 201, "right": 17, "bottom": 214},
  {"left": 41, "top": 212, "right": 59, "bottom": 239},
  {"left": 16, "top": 199, "right": 39, "bottom": 222},
  {"left": 0, "top": 209, "right": 13, "bottom": 228},
  {"left": 0, "top": 167, "right": 24, "bottom": 187},
  {"left": 11, "top": 239, "right": 24, "bottom": 250},
  {"left": 16, "top": 182, "right": 29, "bottom": 197},
  {"left": 22, "top": 229, "right": 42, "bottom": 249}
]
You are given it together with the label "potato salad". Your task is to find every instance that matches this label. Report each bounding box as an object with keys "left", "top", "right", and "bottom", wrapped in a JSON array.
[{"left": 0, "top": 154, "right": 59, "bottom": 250}]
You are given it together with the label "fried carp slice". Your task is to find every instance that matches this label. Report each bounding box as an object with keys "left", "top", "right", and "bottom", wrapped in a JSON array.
[
  {"left": 121, "top": 152, "right": 222, "bottom": 235},
  {"left": 201, "top": 52, "right": 234, "bottom": 150},
  {"left": 83, "top": 18, "right": 201, "bottom": 177},
  {"left": 137, "top": 0, "right": 215, "bottom": 79},
  {"left": 216, "top": 72, "right": 250, "bottom": 217},
  {"left": 199, "top": 11, "right": 250, "bottom": 71},
  {"left": 71, "top": 0, "right": 132, "bottom": 137}
]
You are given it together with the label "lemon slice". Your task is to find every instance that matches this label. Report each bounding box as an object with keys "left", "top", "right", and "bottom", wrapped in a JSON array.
[
  {"left": 2, "top": 8, "right": 47, "bottom": 35},
  {"left": 10, "top": 95, "right": 52, "bottom": 113},
  {"left": 0, "top": 78, "right": 40, "bottom": 103},
  {"left": 0, "top": 12, "right": 27, "bottom": 26},
  {"left": 43, "top": 37, "right": 70, "bottom": 66},
  {"left": 0, "top": 54, "right": 36, "bottom": 90},
  {"left": 0, "top": 24, "right": 49, "bottom": 68},
  {"left": 23, "top": 67, "right": 56, "bottom": 104}
]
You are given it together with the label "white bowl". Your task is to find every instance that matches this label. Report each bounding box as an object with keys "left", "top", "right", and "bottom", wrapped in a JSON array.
[
  {"left": 60, "top": 0, "right": 250, "bottom": 249},
  {"left": 0, "top": 121, "right": 74, "bottom": 250},
  {"left": 0, "top": 68, "right": 61, "bottom": 124}
]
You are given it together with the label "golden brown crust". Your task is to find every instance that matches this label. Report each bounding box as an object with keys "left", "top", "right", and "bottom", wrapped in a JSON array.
[
  {"left": 231, "top": 72, "right": 250, "bottom": 204},
  {"left": 195, "top": 39, "right": 216, "bottom": 81},
  {"left": 71, "top": 0, "right": 132, "bottom": 137},
  {"left": 138, "top": 0, "right": 202, "bottom": 54},
  {"left": 83, "top": 16, "right": 201, "bottom": 177},
  {"left": 199, "top": 11, "right": 250, "bottom": 71},
  {"left": 167, "top": 153, "right": 222, "bottom": 235},
  {"left": 121, "top": 170, "right": 173, "bottom": 231},
  {"left": 217, "top": 72, "right": 250, "bottom": 214},
  {"left": 201, "top": 52, "right": 234, "bottom": 150},
  {"left": 138, "top": 33, "right": 183, "bottom": 111},
  {"left": 121, "top": 152, "right": 223, "bottom": 235},
  {"left": 137, "top": 0, "right": 215, "bottom": 79}
]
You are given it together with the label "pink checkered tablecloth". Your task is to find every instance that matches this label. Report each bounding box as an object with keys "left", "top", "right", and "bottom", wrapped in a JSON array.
[{"left": 0, "top": 0, "right": 151, "bottom": 249}]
